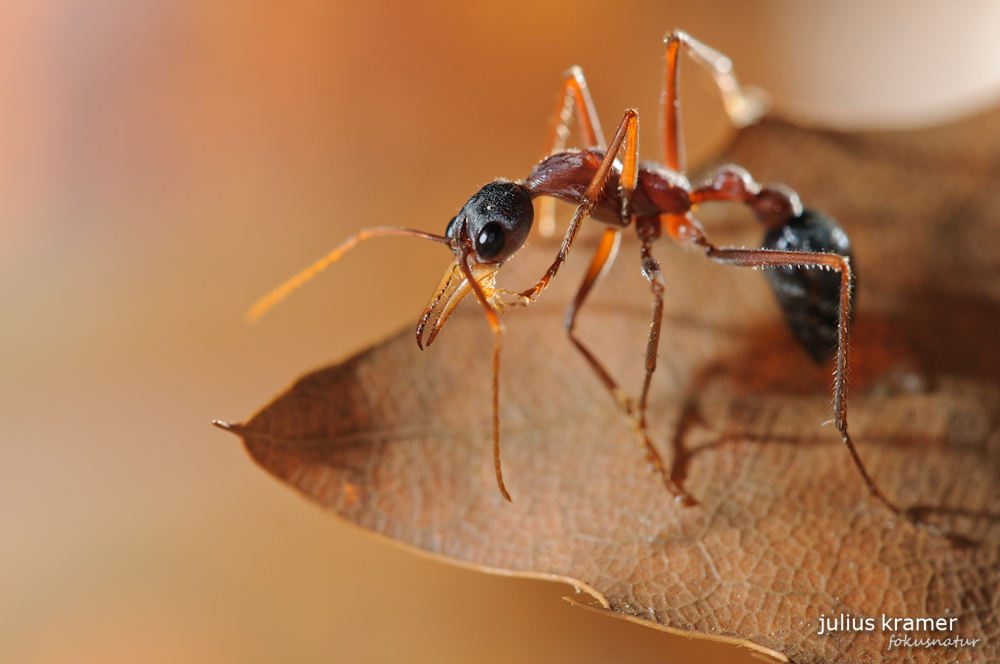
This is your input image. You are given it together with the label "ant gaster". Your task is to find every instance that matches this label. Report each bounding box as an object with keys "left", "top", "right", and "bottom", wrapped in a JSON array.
[{"left": 248, "top": 31, "right": 903, "bottom": 518}]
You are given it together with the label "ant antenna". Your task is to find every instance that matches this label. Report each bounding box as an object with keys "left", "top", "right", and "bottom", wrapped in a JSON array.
[{"left": 246, "top": 226, "right": 451, "bottom": 324}]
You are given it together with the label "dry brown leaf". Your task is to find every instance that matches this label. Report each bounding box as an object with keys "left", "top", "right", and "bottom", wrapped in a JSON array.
[{"left": 219, "top": 111, "right": 1000, "bottom": 663}]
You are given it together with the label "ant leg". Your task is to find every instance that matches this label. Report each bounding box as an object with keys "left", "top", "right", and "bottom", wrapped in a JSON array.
[
  {"left": 563, "top": 227, "right": 620, "bottom": 336},
  {"left": 662, "top": 30, "right": 769, "bottom": 173},
  {"left": 454, "top": 236, "right": 511, "bottom": 502},
  {"left": 562, "top": 225, "right": 692, "bottom": 503},
  {"left": 635, "top": 229, "right": 695, "bottom": 503},
  {"left": 690, "top": 231, "right": 904, "bottom": 518},
  {"left": 686, "top": 171, "right": 908, "bottom": 517},
  {"left": 521, "top": 108, "right": 639, "bottom": 302},
  {"left": 543, "top": 66, "right": 607, "bottom": 156},
  {"left": 537, "top": 67, "right": 608, "bottom": 238},
  {"left": 636, "top": 233, "right": 664, "bottom": 431}
]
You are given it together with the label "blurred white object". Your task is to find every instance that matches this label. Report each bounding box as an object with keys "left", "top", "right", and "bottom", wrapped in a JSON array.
[{"left": 758, "top": 0, "right": 1000, "bottom": 129}]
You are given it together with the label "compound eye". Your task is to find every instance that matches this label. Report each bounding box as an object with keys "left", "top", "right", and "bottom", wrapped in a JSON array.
[
  {"left": 475, "top": 221, "right": 505, "bottom": 260},
  {"left": 445, "top": 215, "right": 458, "bottom": 239}
]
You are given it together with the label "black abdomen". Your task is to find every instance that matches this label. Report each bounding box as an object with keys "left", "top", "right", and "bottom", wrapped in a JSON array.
[{"left": 763, "top": 209, "right": 853, "bottom": 363}]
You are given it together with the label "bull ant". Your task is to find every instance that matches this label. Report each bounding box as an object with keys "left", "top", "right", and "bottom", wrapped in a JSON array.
[{"left": 247, "top": 31, "right": 905, "bottom": 521}]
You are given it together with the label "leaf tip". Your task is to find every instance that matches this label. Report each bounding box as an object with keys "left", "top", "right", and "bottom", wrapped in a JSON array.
[{"left": 212, "top": 419, "right": 245, "bottom": 435}]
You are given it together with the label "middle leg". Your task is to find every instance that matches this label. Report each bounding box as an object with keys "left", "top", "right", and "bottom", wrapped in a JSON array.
[
  {"left": 662, "top": 30, "right": 769, "bottom": 174},
  {"left": 564, "top": 219, "right": 693, "bottom": 504}
]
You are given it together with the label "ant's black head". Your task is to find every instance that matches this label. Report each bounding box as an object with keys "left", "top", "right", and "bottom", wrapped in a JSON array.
[
  {"left": 447, "top": 180, "right": 533, "bottom": 263},
  {"left": 418, "top": 180, "right": 534, "bottom": 350}
]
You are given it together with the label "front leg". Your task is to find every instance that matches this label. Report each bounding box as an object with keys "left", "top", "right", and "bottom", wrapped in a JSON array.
[
  {"left": 520, "top": 108, "right": 640, "bottom": 302},
  {"left": 454, "top": 231, "right": 511, "bottom": 502}
]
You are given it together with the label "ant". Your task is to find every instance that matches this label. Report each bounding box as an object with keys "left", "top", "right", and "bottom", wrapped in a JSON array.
[{"left": 247, "top": 30, "right": 904, "bottom": 520}]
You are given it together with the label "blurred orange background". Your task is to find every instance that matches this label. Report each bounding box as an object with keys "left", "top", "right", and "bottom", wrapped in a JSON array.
[{"left": 2, "top": 1, "right": 997, "bottom": 663}]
